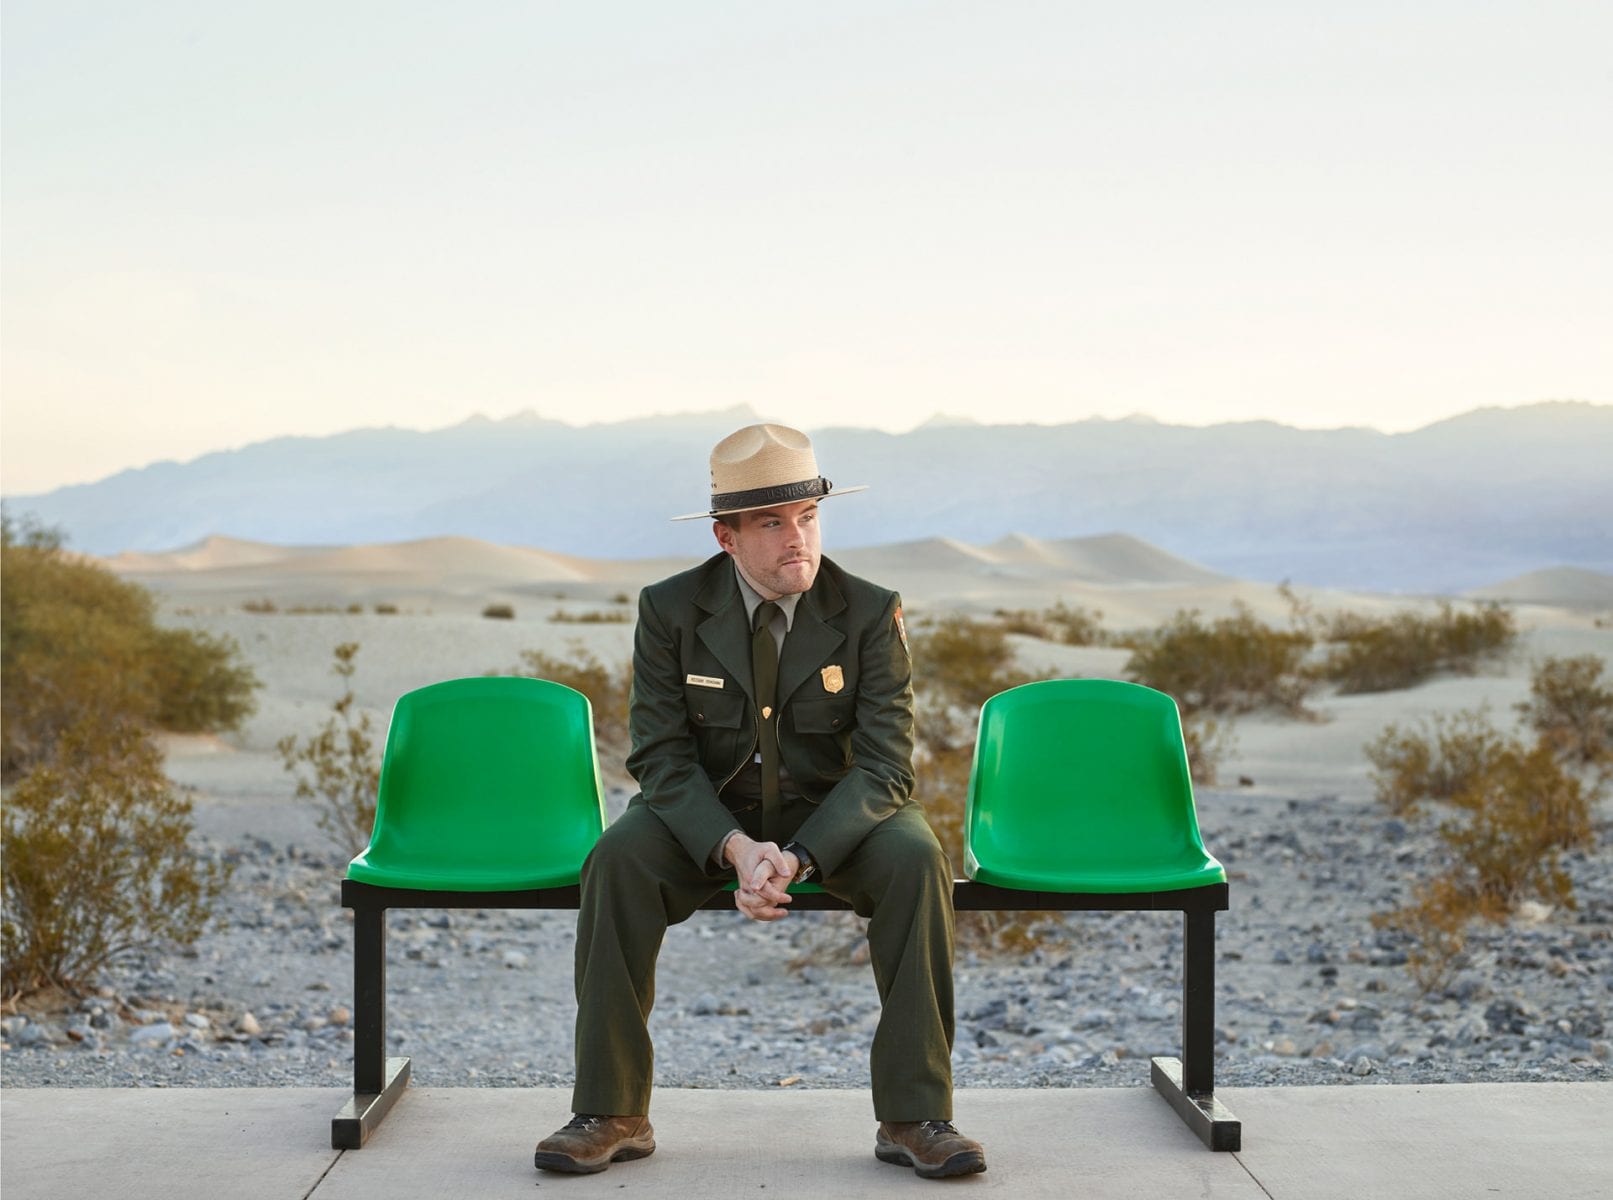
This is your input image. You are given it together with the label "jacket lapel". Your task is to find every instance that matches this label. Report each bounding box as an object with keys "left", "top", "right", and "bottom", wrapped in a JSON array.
[
  {"left": 694, "top": 559, "right": 756, "bottom": 707},
  {"left": 778, "top": 567, "right": 847, "bottom": 706}
]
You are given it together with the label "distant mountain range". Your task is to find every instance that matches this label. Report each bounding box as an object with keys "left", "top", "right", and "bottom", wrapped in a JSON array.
[{"left": 9, "top": 401, "right": 1610, "bottom": 593}]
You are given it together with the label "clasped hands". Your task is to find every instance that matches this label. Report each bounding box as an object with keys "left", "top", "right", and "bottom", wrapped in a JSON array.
[{"left": 723, "top": 833, "right": 801, "bottom": 922}]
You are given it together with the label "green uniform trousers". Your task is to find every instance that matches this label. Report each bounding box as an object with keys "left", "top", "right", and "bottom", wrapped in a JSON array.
[{"left": 571, "top": 800, "right": 956, "bottom": 1121}]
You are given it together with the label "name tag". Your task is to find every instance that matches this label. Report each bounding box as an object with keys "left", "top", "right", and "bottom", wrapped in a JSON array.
[{"left": 686, "top": 674, "right": 725, "bottom": 689}]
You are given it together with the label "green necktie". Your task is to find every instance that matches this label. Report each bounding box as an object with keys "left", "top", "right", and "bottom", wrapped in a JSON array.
[{"left": 752, "top": 601, "right": 781, "bottom": 842}]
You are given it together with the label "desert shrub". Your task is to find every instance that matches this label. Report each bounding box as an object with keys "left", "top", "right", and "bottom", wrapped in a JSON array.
[
  {"left": 1, "top": 516, "right": 259, "bottom": 778},
  {"left": 276, "top": 643, "right": 381, "bottom": 856},
  {"left": 611, "top": 592, "right": 633, "bottom": 606},
  {"left": 1045, "top": 600, "right": 1106, "bottom": 645},
  {"left": 1372, "top": 877, "right": 1471, "bottom": 995},
  {"left": 149, "top": 626, "right": 261, "bottom": 732},
  {"left": 1180, "top": 715, "right": 1233, "bottom": 787},
  {"left": 911, "top": 615, "right": 1035, "bottom": 720},
  {"left": 1516, "top": 654, "right": 1613, "bottom": 785},
  {"left": 1320, "top": 602, "right": 1516, "bottom": 694},
  {"left": 1, "top": 720, "right": 230, "bottom": 999},
  {"left": 1124, "top": 603, "right": 1315, "bottom": 717},
  {"left": 1437, "top": 742, "right": 1589, "bottom": 911},
  {"left": 242, "top": 598, "right": 278, "bottom": 613},
  {"left": 482, "top": 603, "right": 516, "bottom": 620},
  {"left": 511, "top": 643, "right": 634, "bottom": 768},
  {"left": 1368, "top": 661, "right": 1601, "bottom": 992},
  {"left": 1365, "top": 708, "right": 1512, "bottom": 817},
  {"left": 993, "top": 600, "right": 1106, "bottom": 645},
  {"left": 373, "top": 602, "right": 400, "bottom": 615},
  {"left": 549, "top": 609, "right": 631, "bottom": 624},
  {"left": 906, "top": 616, "right": 1056, "bottom": 949}
]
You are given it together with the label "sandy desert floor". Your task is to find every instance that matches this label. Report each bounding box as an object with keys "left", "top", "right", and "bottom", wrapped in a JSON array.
[{"left": 3, "top": 534, "right": 1610, "bottom": 1094}]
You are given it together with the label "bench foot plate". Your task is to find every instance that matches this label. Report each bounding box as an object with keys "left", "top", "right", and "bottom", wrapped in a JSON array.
[
  {"left": 332, "top": 1056, "right": 412, "bottom": 1149},
  {"left": 1150, "top": 1056, "right": 1241, "bottom": 1151}
]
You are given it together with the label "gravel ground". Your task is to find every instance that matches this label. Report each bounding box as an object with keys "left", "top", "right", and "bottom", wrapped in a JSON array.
[{"left": 4, "top": 783, "right": 1609, "bottom": 1095}]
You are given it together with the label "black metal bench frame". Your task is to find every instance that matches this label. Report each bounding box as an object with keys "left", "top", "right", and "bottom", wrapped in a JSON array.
[{"left": 334, "top": 878, "right": 1239, "bottom": 1152}]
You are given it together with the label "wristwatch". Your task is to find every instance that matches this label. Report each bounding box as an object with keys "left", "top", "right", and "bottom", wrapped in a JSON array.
[{"left": 781, "top": 841, "right": 817, "bottom": 883}]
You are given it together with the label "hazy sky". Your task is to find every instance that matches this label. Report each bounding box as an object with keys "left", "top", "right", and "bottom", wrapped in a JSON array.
[{"left": 3, "top": 1, "right": 1609, "bottom": 495}]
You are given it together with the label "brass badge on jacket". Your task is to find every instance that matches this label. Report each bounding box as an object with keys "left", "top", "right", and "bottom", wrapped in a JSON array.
[{"left": 820, "top": 665, "right": 845, "bottom": 694}]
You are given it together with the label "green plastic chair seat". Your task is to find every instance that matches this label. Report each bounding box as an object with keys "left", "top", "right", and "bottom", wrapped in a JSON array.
[
  {"left": 964, "top": 679, "right": 1225, "bottom": 894},
  {"left": 721, "top": 880, "right": 827, "bottom": 896},
  {"left": 346, "top": 676, "right": 606, "bottom": 892}
]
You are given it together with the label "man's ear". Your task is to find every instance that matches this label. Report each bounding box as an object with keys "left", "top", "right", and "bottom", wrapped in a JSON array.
[{"left": 712, "top": 519, "right": 736, "bottom": 556}]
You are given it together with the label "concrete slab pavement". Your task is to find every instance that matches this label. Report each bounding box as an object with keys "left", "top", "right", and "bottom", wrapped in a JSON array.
[
  {"left": 1228, "top": 1082, "right": 1613, "bottom": 1200},
  {"left": 3, "top": 1083, "right": 1609, "bottom": 1199},
  {"left": 0, "top": 1087, "right": 340, "bottom": 1200}
]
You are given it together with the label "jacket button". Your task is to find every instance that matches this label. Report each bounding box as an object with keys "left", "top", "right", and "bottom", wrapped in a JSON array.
[
  {"left": 831, "top": 718, "right": 841, "bottom": 727},
  {"left": 696, "top": 713, "right": 706, "bottom": 722}
]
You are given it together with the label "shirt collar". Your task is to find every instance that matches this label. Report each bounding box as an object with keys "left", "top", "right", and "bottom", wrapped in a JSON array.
[{"left": 732, "top": 560, "right": 800, "bottom": 631}]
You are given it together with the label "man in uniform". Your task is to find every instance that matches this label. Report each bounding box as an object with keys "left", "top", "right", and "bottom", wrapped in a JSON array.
[{"left": 534, "top": 423, "right": 985, "bottom": 1179}]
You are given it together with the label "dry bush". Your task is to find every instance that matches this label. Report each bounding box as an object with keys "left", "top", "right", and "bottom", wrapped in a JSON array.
[
  {"left": 1517, "top": 654, "right": 1613, "bottom": 786},
  {"left": 993, "top": 600, "right": 1106, "bottom": 646},
  {"left": 1372, "top": 877, "right": 1472, "bottom": 995},
  {"left": 482, "top": 603, "right": 516, "bottom": 620},
  {"left": 1321, "top": 602, "right": 1516, "bottom": 694},
  {"left": 510, "top": 643, "right": 634, "bottom": 770},
  {"left": 1442, "top": 743, "right": 1591, "bottom": 900},
  {"left": 549, "top": 609, "right": 632, "bottom": 624},
  {"left": 1365, "top": 708, "right": 1512, "bottom": 817},
  {"left": 149, "top": 626, "right": 260, "bottom": 733},
  {"left": 908, "top": 616, "right": 1054, "bottom": 951},
  {"left": 1180, "top": 714, "right": 1233, "bottom": 787},
  {"left": 1368, "top": 661, "right": 1600, "bottom": 992},
  {"left": 911, "top": 615, "right": 1036, "bottom": 717},
  {"left": 1123, "top": 603, "right": 1315, "bottom": 717},
  {"left": 276, "top": 642, "right": 381, "bottom": 857},
  {"left": 242, "top": 598, "right": 278, "bottom": 613},
  {"left": 2, "top": 720, "right": 229, "bottom": 999},
  {"left": 1, "top": 516, "right": 259, "bottom": 778}
]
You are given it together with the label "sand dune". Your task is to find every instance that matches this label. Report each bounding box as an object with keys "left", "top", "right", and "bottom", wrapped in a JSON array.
[
  {"left": 1045, "top": 533, "right": 1228, "bottom": 586},
  {"left": 107, "top": 534, "right": 316, "bottom": 573},
  {"left": 835, "top": 536, "right": 1004, "bottom": 574},
  {"left": 105, "top": 534, "right": 608, "bottom": 606},
  {"left": 1466, "top": 566, "right": 1613, "bottom": 610},
  {"left": 284, "top": 536, "right": 598, "bottom": 582},
  {"left": 104, "top": 530, "right": 1609, "bottom": 622}
]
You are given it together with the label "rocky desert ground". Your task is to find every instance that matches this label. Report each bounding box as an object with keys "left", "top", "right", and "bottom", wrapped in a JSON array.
[{"left": 4, "top": 534, "right": 1609, "bottom": 1098}]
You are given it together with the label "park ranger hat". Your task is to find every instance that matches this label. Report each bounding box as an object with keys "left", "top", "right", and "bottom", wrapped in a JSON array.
[{"left": 672, "top": 423, "right": 868, "bottom": 520}]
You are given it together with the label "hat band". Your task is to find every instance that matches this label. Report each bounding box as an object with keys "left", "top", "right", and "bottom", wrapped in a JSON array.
[{"left": 711, "top": 477, "right": 833, "bottom": 512}]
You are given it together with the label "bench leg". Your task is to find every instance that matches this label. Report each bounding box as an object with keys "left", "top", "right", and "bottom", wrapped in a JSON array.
[
  {"left": 331, "top": 904, "right": 413, "bottom": 1148},
  {"left": 1150, "top": 909, "right": 1241, "bottom": 1151}
]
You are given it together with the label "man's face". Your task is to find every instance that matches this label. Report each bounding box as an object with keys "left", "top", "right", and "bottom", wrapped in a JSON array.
[{"left": 713, "top": 499, "right": 822, "bottom": 598}]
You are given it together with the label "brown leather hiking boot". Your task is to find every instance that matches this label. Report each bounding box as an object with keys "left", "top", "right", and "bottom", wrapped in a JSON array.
[
  {"left": 533, "top": 1114, "right": 655, "bottom": 1174},
  {"left": 875, "top": 1120, "right": 987, "bottom": 1179}
]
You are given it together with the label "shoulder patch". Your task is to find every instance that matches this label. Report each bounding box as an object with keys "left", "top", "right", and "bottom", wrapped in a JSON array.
[{"left": 894, "top": 605, "right": 908, "bottom": 653}]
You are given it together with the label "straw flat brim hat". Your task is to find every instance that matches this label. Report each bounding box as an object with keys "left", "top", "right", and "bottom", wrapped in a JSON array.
[{"left": 672, "top": 423, "right": 868, "bottom": 520}]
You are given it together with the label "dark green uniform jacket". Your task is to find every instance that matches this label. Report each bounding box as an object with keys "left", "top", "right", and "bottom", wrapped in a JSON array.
[{"left": 624, "top": 551, "right": 916, "bottom": 876}]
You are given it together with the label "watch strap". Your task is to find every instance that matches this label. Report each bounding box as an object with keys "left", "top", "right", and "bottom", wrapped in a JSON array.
[{"left": 781, "top": 841, "right": 816, "bottom": 882}]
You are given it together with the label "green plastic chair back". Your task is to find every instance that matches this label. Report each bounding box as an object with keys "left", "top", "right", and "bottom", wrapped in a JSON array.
[
  {"left": 346, "top": 676, "right": 606, "bottom": 891},
  {"left": 963, "top": 678, "right": 1224, "bottom": 894}
]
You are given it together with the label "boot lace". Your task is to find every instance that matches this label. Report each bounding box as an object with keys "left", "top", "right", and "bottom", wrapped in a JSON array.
[
  {"left": 562, "top": 1114, "right": 606, "bottom": 1132},
  {"left": 921, "top": 1121, "right": 959, "bottom": 1138}
]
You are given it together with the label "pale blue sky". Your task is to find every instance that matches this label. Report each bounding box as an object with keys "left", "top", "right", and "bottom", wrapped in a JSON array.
[{"left": 3, "top": 1, "right": 1609, "bottom": 494}]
